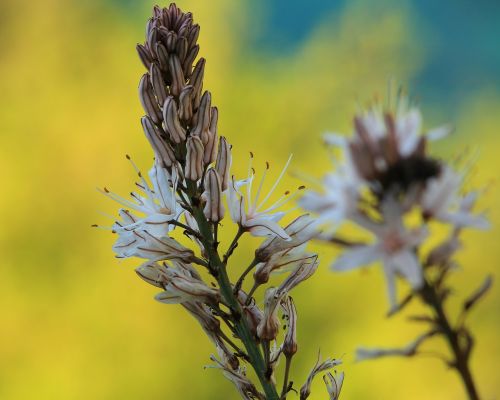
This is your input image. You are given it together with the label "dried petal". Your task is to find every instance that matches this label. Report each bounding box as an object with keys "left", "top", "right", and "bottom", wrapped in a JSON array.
[
  {"left": 282, "top": 296, "right": 298, "bottom": 357},
  {"left": 323, "top": 371, "right": 344, "bottom": 400},
  {"left": 256, "top": 288, "right": 281, "bottom": 341},
  {"left": 300, "top": 352, "right": 341, "bottom": 400}
]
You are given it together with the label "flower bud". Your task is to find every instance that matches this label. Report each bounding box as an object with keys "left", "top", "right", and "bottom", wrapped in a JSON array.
[
  {"left": 155, "top": 42, "right": 169, "bottom": 71},
  {"left": 190, "top": 58, "right": 205, "bottom": 109},
  {"left": 136, "top": 44, "right": 152, "bottom": 70},
  {"left": 139, "top": 73, "right": 162, "bottom": 124},
  {"left": 183, "top": 44, "right": 199, "bottom": 77},
  {"left": 149, "top": 62, "right": 168, "bottom": 105},
  {"left": 191, "top": 91, "right": 211, "bottom": 143},
  {"left": 215, "top": 136, "right": 231, "bottom": 191},
  {"left": 168, "top": 54, "right": 185, "bottom": 96},
  {"left": 178, "top": 85, "right": 194, "bottom": 121},
  {"left": 141, "top": 116, "right": 176, "bottom": 168},
  {"left": 201, "top": 168, "right": 225, "bottom": 222},
  {"left": 185, "top": 136, "right": 204, "bottom": 181},
  {"left": 163, "top": 96, "right": 186, "bottom": 144},
  {"left": 203, "top": 107, "right": 218, "bottom": 165}
]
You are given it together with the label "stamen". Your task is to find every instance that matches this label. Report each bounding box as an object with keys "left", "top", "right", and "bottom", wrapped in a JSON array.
[
  {"left": 253, "top": 161, "right": 270, "bottom": 212},
  {"left": 257, "top": 154, "right": 293, "bottom": 210},
  {"left": 126, "top": 154, "right": 155, "bottom": 202}
]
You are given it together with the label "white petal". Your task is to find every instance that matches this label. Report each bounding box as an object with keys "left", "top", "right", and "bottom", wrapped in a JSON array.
[
  {"left": 392, "top": 251, "right": 423, "bottom": 289},
  {"left": 245, "top": 217, "right": 291, "bottom": 240},
  {"left": 332, "top": 245, "right": 381, "bottom": 271}
]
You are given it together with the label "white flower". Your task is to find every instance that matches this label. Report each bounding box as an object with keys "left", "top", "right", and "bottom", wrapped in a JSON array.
[
  {"left": 112, "top": 229, "right": 193, "bottom": 262},
  {"left": 421, "top": 167, "right": 489, "bottom": 229},
  {"left": 333, "top": 200, "right": 427, "bottom": 309},
  {"left": 101, "top": 159, "right": 183, "bottom": 238},
  {"left": 299, "top": 171, "right": 359, "bottom": 227},
  {"left": 227, "top": 154, "right": 298, "bottom": 240}
]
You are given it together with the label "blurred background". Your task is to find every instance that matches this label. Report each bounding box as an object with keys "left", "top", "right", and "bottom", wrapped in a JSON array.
[{"left": 1, "top": 0, "right": 499, "bottom": 398}]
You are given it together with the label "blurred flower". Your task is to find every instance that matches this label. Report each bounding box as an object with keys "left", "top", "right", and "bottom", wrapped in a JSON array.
[
  {"left": 421, "top": 167, "right": 489, "bottom": 229},
  {"left": 333, "top": 199, "right": 427, "bottom": 309}
]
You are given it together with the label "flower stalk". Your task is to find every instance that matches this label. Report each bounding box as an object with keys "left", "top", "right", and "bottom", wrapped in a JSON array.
[
  {"left": 301, "top": 93, "right": 491, "bottom": 400},
  {"left": 98, "top": 4, "right": 341, "bottom": 399}
]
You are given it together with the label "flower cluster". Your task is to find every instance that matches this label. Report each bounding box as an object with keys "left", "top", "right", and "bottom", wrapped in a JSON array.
[
  {"left": 98, "top": 4, "right": 342, "bottom": 400},
  {"left": 300, "top": 95, "right": 491, "bottom": 400},
  {"left": 301, "top": 98, "right": 488, "bottom": 309}
]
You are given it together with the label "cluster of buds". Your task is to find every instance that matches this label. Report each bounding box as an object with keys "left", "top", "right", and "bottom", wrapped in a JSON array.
[
  {"left": 98, "top": 4, "right": 342, "bottom": 400},
  {"left": 300, "top": 94, "right": 490, "bottom": 400}
]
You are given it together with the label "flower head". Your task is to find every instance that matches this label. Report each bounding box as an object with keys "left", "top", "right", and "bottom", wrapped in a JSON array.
[{"left": 227, "top": 154, "right": 302, "bottom": 240}]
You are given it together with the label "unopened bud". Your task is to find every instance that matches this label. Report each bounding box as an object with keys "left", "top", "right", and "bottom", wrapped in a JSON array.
[
  {"left": 155, "top": 42, "right": 169, "bottom": 71},
  {"left": 169, "top": 54, "right": 185, "bottom": 96},
  {"left": 150, "top": 62, "right": 168, "bottom": 105},
  {"left": 201, "top": 169, "right": 225, "bottom": 222},
  {"left": 163, "top": 97, "right": 186, "bottom": 144},
  {"left": 139, "top": 73, "right": 162, "bottom": 124},
  {"left": 178, "top": 85, "right": 194, "bottom": 121},
  {"left": 215, "top": 136, "right": 231, "bottom": 191},
  {"left": 191, "top": 91, "right": 211, "bottom": 143},
  {"left": 204, "top": 107, "right": 218, "bottom": 164},
  {"left": 141, "top": 116, "right": 176, "bottom": 168},
  {"left": 136, "top": 44, "right": 152, "bottom": 70},
  {"left": 185, "top": 136, "right": 204, "bottom": 181},
  {"left": 190, "top": 58, "right": 205, "bottom": 109}
]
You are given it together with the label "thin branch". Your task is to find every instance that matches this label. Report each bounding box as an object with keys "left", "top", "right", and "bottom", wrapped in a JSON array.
[{"left": 223, "top": 227, "right": 245, "bottom": 265}]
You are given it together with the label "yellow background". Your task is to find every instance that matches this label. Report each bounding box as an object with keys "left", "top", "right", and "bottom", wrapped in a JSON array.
[{"left": 1, "top": 0, "right": 498, "bottom": 398}]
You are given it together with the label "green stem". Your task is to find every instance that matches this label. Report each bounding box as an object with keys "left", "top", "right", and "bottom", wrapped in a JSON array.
[{"left": 191, "top": 205, "right": 279, "bottom": 400}]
